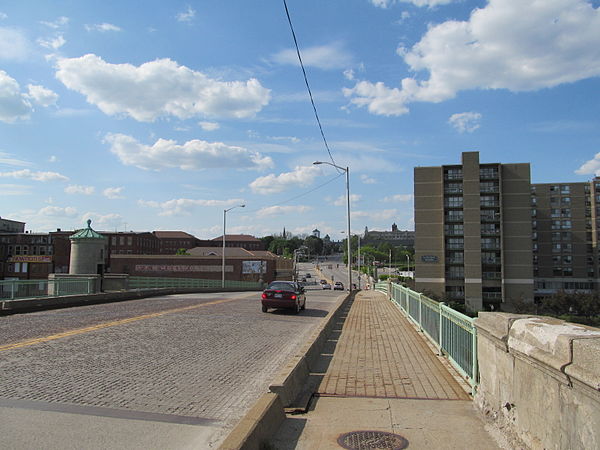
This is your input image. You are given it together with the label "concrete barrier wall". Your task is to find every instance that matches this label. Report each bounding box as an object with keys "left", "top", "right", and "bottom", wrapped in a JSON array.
[{"left": 474, "top": 312, "right": 600, "bottom": 450}]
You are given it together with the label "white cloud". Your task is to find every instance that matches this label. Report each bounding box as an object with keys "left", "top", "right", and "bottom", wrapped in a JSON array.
[
  {"left": 576, "top": 153, "right": 600, "bottom": 176},
  {"left": 348, "top": 0, "right": 600, "bottom": 116},
  {"left": 448, "top": 112, "right": 481, "bottom": 133},
  {"left": 56, "top": 54, "right": 271, "bottom": 121},
  {"left": 105, "top": 133, "right": 273, "bottom": 171},
  {"left": 37, "top": 34, "right": 66, "bottom": 50},
  {"left": 0, "top": 12, "right": 7, "bottom": 20},
  {"left": 249, "top": 165, "right": 322, "bottom": 195},
  {"left": 0, "top": 27, "right": 30, "bottom": 61},
  {"left": 257, "top": 205, "right": 312, "bottom": 216},
  {"left": 352, "top": 209, "right": 398, "bottom": 221},
  {"left": 65, "top": 185, "right": 95, "bottom": 195},
  {"left": 360, "top": 174, "right": 376, "bottom": 184},
  {"left": 85, "top": 23, "right": 121, "bottom": 32},
  {"left": 343, "top": 69, "right": 355, "bottom": 81},
  {"left": 199, "top": 121, "right": 220, "bottom": 131},
  {"left": 103, "top": 186, "right": 124, "bottom": 199},
  {"left": 80, "top": 212, "right": 123, "bottom": 228},
  {"left": 139, "top": 198, "right": 244, "bottom": 216},
  {"left": 48, "top": 155, "right": 58, "bottom": 163},
  {"left": 0, "top": 70, "right": 31, "bottom": 122},
  {"left": 370, "top": 0, "right": 455, "bottom": 7},
  {"left": 382, "top": 194, "right": 413, "bottom": 202},
  {"left": 0, "top": 152, "right": 32, "bottom": 167},
  {"left": 40, "top": 17, "right": 69, "bottom": 29},
  {"left": 39, "top": 205, "right": 77, "bottom": 217},
  {"left": 0, "top": 168, "right": 68, "bottom": 181},
  {"left": 177, "top": 6, "right": 196, "bottom": 22},
  {"left": 0, "top": 183, "right": 32, "bottom": 195},
  {"left": 333, "top": 194, "right": 361, "bottom": 206},
  {"left": 25, "top": 84, "right": 58, "bottom": 106},
  {"left": 272, "top": 42, "right": 353, "bottom": 70}
]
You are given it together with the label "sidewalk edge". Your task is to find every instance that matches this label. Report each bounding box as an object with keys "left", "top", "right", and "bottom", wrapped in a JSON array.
[{"left": 218, "top": 290, "right": 354, "bottom": 450}]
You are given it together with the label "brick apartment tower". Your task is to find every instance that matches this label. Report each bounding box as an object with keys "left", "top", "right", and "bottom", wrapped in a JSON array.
[{"left": 414, "top": 151, "right": 534, "bottom": 311}]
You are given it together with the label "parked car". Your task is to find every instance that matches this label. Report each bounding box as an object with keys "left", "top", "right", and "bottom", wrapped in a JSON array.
[
  {"left": 261, "top": 281, "right": 306, "bottom": 313},
  {"left": 322, "top": 283, "right": 332, "bottom": 290},
  {"left": 305, "top": 273, "right": 311, "bottom": 278},
  {"left": 333, "top": 281, "right": 344, "bottom": 290},
  {"left": 319, "top": 279, "right": 327, "bottom": 284}
]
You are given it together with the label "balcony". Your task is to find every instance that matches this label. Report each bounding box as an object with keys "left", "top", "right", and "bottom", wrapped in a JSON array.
[
  {"left": 480, "top": 186, "right": 499, "bottom": 193},
  {"left": 482, "top": 258, "right": 500, "bottom": 265},
  {"left": 481, "top": 213, "right": 500, "bottom": 222},
  {"left": 446, "top": 258, "right": 464, "bottom": 265},
  {"left": 445, "top": 291, "right": 465, "bottom": 299},
  {"left": 444, "top": 187, "right": 463, "bottom": 194},
  {"left": 445, "top": 215, "right": 464, "bottom": 223},
  {"left": 480, "top": 201, "right": 499, "bottom": 208},
  {"left": 481, "top": 228, "right": 500, "bottom": 235},
  {"left": 445, "top": 229, "right": 464, "bottom": 236},
  {"left": 482, "top": 292, "right": 503, "bottom": 300},
  {"left": 482, "top": 272, "right": 502, "bottom": 280},
  {"left": 446, "top": 273, "right": 464, "bottom": 280},
  {"left": 446, "top": 243, "right": 464, "bottom": 250},
  {"left": 482, "top": 242, "right": 501, "bottom": 250}
]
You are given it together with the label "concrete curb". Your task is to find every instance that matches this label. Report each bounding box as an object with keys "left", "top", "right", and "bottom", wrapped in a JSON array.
[
  {"left": 219, "top": 392, "right": 286, "bottom": 450},
  {"left": 219, "top": 290, "right": 355, "bottom": 450},
  {"left": 0, "top": 287, "right": 259, "bottom": 315}
]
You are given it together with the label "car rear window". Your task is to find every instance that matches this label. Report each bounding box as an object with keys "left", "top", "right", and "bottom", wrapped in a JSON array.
[{"left": 267, "top": 282, "right": 295, "bottom": 291}]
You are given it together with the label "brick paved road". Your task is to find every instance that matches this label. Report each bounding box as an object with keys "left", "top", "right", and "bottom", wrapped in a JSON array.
[{"left": 0, "top": 280, "right": 342, "bottom": 449}]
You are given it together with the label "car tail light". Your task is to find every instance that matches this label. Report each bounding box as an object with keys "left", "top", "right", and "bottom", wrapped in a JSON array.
[
  {"left": 291, "top": 294, "right": 297, "bottom": 300},
  {"left": 261, "top": 293, "right": 267, "bottom": 299}
]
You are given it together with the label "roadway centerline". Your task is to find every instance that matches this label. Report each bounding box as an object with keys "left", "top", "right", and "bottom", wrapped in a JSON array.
[{"left": 0, "top": 295, "right": 251, "bottom": 352}]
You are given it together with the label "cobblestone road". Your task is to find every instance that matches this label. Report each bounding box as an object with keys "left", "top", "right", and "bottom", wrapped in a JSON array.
[{"left": 0, "top": 284, "right": 342, "bottom": 448}]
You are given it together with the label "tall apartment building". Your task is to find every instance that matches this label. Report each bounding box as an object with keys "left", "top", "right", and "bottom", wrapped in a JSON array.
[
  {"left": 414, "top": 152, "right": 533, "bottom": 311},
  {"left": 532, "top": 180, "right": 598, "bottom": 296}
]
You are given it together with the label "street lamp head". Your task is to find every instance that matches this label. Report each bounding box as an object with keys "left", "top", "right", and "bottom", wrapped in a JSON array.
[
  {"left": 313, "top": 161, "right": 323, "bottom": 165},
  {"left": 240, "top": 204, "right": 246, "bottom": 208}
]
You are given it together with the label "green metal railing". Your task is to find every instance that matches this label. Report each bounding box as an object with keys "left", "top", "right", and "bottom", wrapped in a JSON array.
[
  {"left": 129, "top": 277, "right": 262, "bottom": 290},
  {"left": 389, "top": 282, "right": 478, "bottom": 393},
  {"left": 0, "top": 278, "right": 95, "bottom": 300},
  {"left": 374, "top": 281, "right": 388, "bottom": 293}
]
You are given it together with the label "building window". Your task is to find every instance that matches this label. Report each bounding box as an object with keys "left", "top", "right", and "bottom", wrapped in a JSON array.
[
  {"left": 551, "top": 208, "right": 560, "bottom": 217},
  {"left": 561, "top": 209, "right": 571, "bottom": 218},
  {"left": 127, "top": 237, "right": 133, "bottom": 246},
  {"left": 560, "top": 185, "right": 570, "bottom": 194},
  {"left": 481, "top": 195, "right": 498, "bottom": 207},
  {"left": 445, "top": 182, "right": 463, "bottom": 194},
  {"left": 445, "top": 196, "right": 463, "bottom": 208},
  {"left": 552, "top": 255, "right": 561, "bottom": 264},
  {"left": 119, "top": 236, "right": 125, "bottom": 245},
  {"left": 480, "top": 166, "right": 498, "bottom": 179},
  {"left": 562, "top": 197, "right": 571, "bottom": 204},
  {"left": 563, "top": 267, "right": 573, "bottom": 276},
  {"left": 562, "top": 220, "right": 571, "bottom": 229},
  {"left": 552, "top": 220, "right": 561, "bottom": 230},
  {"left": 552, "top": 243, "right": 561, "bottom": 253},
  {"left": 563, "top": 255, "right": 572, "bottom": 265},
  {"left": 552, "top": 232, "right": 561, "bottom": 241},
  {"left": 444, "top": 168, "right": 463, "bottom": 180}
]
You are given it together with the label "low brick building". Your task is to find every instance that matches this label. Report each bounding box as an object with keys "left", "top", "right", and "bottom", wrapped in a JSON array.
[{"left": 109, "top": 247, "right": 278, "bottom": 283}]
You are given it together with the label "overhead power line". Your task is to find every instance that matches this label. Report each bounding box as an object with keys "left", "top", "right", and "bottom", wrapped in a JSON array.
[{"left": 282, "top": 0, "right": 339, "bottom": 172}]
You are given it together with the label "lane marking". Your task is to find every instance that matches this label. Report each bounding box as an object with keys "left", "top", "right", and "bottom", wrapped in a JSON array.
[{"left": 0, "top": 295, "right": 250, "bottom": 352}]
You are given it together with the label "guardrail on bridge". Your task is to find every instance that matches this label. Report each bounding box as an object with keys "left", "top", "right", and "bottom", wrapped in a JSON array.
[
  {"left": 0, "top": 277, "right": 96, "bottom": 300},
  {"left": 380, "top": 282, "right": 478, "bottom": 394}
]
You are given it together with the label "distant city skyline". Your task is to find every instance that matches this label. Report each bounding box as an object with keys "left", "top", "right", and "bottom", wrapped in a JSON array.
[{"left": 1, "top": 0, "right": 600, "bottom": 239}]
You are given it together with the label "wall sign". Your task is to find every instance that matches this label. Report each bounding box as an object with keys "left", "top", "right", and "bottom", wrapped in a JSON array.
[{"left": 421, "top": 255, "right": 439, "bottom": 263}]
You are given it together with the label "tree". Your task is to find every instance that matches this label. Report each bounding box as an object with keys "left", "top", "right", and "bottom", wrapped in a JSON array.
[{"left": 304, "top": 235, "right": 323, "bottom": 256}]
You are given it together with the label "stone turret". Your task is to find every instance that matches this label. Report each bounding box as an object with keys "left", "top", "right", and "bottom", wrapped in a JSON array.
[{"left": 69, "top": 219, "right": 107, "bottom": 275}]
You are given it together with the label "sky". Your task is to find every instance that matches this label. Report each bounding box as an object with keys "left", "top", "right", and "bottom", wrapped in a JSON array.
[{"left": 1, "top": 0, "right": 600, "bottom": 240}]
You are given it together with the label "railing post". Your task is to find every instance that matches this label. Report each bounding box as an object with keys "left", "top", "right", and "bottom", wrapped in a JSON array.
[
  {"left": 438, "top": 302, "right": 445, "bottom": 354},
  {"left": 471, "top": 326, "right": 478, "bottom": 395},
  {"left": 11, "top": 280, "right": 16, "bottom": 300},
  {"left": 418, "top": 293, "right": 423, "bottom": 331}
]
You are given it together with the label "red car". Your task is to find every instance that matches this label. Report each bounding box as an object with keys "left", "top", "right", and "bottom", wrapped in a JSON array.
[{"left": 261, "top": 281, "right": 306, "bottom": 313}]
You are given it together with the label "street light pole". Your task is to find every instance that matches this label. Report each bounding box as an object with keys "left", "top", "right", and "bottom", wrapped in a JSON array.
[
  {"left": 222, "top": 204, "right": 245, "bottom": 288},
  {"left": 406, "top": 254, "right": 410, "bottom": 276},
  {"left": 314, "top": 161, "right": 352, "bottom": 291},
  {"left": 357, "top": 234, "right": 361, "bottom": 289}
]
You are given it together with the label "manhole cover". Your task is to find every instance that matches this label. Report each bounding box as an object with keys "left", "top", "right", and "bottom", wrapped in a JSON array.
[{"left": 337, "top": 430, "right": 409, "bottom": 449}]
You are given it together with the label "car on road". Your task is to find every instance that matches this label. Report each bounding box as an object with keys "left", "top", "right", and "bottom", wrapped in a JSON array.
[
  {"left": 305, "top": 273, "right": 311, "bottom": 278},
  {"left": 261, "top": 281, "right": 306, "bottom": 313},
  {"left": 319, "top": 279, "right": 327, "bottom": 285},
  {"left": 322, "top": 282, "right": 332, "bottom": 290},
  {"left": 333, "top": 281, "right": 344, "bottom": 291}
]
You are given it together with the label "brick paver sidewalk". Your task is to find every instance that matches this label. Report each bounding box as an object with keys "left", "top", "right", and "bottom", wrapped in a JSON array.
[{"left": 317, "top": 290, "right": 470, "bottom": 400}]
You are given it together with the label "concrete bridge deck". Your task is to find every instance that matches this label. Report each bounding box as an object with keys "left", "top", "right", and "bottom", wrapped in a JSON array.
[{"left": 269, "top": 290, "right": 503, "bottom": 449}]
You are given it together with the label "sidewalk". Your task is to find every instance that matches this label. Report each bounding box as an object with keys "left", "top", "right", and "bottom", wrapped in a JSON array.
[{"left": 268, "top": 290, "right": 503, "bottom": 449}]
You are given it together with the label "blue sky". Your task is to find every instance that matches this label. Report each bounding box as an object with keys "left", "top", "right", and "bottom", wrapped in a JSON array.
[{"left": 1, "top": 0, "right": 600, "bottom": 240}]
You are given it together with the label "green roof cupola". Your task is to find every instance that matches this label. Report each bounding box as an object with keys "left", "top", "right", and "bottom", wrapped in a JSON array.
[{"left": 70, "top": 219, "right": 105, "bottom": 240}]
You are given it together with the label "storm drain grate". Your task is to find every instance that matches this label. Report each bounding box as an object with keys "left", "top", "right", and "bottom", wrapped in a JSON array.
[{"left": 337, "top": 430, "right": 409, "bottom": 450}]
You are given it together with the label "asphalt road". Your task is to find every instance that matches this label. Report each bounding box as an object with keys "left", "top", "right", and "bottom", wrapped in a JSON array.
[{"left": 0, "top": 264, "right": 344, "bottom": 449}]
